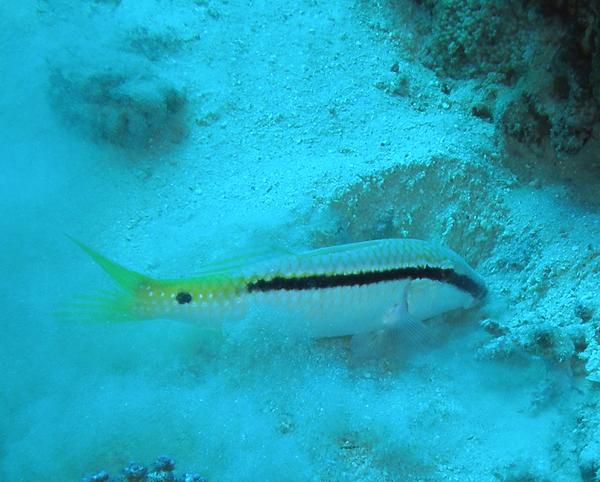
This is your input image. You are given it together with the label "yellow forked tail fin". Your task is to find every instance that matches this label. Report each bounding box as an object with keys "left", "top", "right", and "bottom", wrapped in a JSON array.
[
  {"left": 68, "top": 237, "right": 147, "bottom": 292},
  {"left": 57, "top": 237, "right": 152, "bottom": 323}
]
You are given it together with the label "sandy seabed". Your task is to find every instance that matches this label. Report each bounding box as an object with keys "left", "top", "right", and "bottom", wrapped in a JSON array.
[{"left": 2, "top": 1, "right": 600, "bottom": 481}]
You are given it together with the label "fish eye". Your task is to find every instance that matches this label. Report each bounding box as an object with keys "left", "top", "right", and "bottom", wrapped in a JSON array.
[{"left": 176, "top": 291, "right": 192, "bottom": 304}]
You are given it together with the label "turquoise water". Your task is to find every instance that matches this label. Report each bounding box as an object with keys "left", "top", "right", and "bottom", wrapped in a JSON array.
[{"left": 2, "top": 1, "right": 600, "bottom": 481}]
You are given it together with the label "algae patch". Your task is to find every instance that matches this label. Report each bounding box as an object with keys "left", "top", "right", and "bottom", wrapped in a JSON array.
[{"left": 48, "top": 67, "right": 188, "bottom": 152}]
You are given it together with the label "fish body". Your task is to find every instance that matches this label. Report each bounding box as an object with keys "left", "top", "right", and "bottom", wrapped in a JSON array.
[{"left": 70, "top": 238, "right": 486, "bottom": 337}]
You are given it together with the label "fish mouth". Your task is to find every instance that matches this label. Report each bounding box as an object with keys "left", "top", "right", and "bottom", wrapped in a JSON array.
[{"left": 475, "top": 282, "right": 488, "bottom": 304}]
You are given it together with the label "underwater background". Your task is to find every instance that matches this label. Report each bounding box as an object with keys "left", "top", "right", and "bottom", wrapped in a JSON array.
[{"left": 2, "top": 0, "right": 600, "bottom": 480}]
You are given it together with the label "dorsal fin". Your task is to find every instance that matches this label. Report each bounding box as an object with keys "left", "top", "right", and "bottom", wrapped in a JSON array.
[
  {"left": 194, "top": 246, "right": 294, "bottom": 275},
  {"left": 296, "top": 239, "right": 392, "bottom": 260}
]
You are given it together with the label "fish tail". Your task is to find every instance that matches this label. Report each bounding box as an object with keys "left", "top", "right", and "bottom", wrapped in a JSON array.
[
  {"left": 68, "top": 236, "right": 148, "bottom": 292},
  {"left": 57, "top": 237, "right": 153, "bottom": 323}
]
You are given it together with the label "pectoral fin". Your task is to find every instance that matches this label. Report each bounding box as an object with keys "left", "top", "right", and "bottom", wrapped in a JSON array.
[{"left": 350, "top": 302, "right": 431, "bottom": 361}]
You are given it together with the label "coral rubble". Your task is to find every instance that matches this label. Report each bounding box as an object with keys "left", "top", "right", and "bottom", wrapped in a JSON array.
[{"left": 82, "top": 456, "right": 206, "bottom": 482}]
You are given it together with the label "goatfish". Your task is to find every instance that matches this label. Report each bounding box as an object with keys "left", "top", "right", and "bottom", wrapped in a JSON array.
[{"left": 66, "top": 238, "right": 486, "bottom": 337}]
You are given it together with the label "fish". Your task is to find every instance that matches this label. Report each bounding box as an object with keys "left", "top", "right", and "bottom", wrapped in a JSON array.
[{"left": 65, "top": 238, "right": 486, "bottom": 338}]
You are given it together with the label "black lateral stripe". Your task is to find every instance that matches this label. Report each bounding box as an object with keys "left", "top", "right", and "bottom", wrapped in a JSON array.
[{"left": 246, "top": 266, "right": 485, "bottom": 298}]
